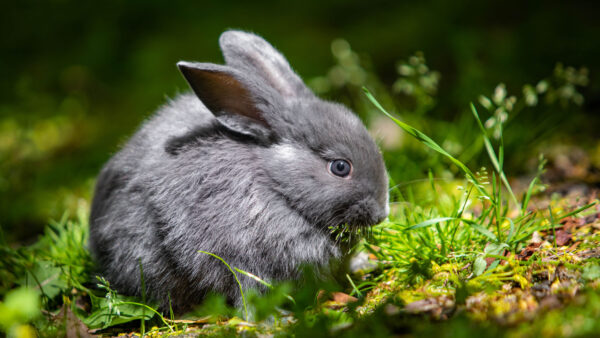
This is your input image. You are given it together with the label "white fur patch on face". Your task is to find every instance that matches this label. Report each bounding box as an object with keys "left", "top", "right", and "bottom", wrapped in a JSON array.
[{"left": 272, "top": 143, "right": 299, "bottom": 162}]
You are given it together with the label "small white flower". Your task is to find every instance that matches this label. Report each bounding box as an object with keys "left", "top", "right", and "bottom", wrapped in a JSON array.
[
  {"left": 479, "top": 95, "right": 493, "bottom": 110},
  {"left": 493, "top": 83, "right": 507, "bottom": 105},
  {"left": 536, "top": 80, "right": 548, "bottom": 93}
]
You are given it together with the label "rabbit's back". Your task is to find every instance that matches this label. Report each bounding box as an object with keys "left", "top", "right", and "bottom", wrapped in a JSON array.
[
  {"left": 90, "top": 93, "right": 212, "bottom": 231},
  {"left": 89, "top": 94, "right": 218, "bottom": 307}
]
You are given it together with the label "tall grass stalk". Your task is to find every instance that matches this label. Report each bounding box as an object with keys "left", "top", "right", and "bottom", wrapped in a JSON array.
[{"left": 199, "top": 250, "right": 248, "bottom": 320}]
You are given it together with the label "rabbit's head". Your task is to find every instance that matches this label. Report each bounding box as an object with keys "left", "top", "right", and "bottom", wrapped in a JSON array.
[{"left": 177, "top": 30, "right": 388, "bottom": 232}]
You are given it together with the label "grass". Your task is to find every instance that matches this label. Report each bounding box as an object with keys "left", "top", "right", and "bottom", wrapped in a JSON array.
[
  {"left": 198, "top": 250, "right": 249, "bottom": 321},
  {"left": 360, "top": 90, "right": 599, "bottom": 314},
  {"left": 0, "top": 45, "right": 597, "bottom": 337},
  {"left": 365, "top": 87, "right": 596, "bottom": 260}
]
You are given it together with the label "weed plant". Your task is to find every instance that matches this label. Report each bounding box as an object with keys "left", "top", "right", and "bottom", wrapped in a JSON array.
[{"left": 363, "top": 88, "right": 595, "bottom": 295}]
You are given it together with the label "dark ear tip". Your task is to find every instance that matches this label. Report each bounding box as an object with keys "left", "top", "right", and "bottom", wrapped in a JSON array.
[{"left": 177, "top": 61, "right": 194, "bottom": 71}]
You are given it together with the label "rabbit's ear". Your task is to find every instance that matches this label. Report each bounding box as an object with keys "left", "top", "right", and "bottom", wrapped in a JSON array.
[
  {"left": 178, "top": 61, "right": 274, "bottom": 141},
  {"left": 219, "top": 30, "right": 313, "bottom": 99}
]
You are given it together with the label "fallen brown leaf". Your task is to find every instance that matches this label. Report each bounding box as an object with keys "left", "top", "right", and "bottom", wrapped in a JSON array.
[
  {"left": 331, "top": 292, "right": 358, "bottom": 304},
  {"left": 517, "top": 242, "right": 542, "bottom": 260},
  {"left": 317, "top": 290, "right": 358, "bottom": 308},
  {"left": 555, "top": 230, "right": 572, "bottom": 246},
  {"left": 567, "top": 241, "right": 581, "bottom": 251},
  {"left": 55, "top": 305, "right": 96, "bottom": 338}
]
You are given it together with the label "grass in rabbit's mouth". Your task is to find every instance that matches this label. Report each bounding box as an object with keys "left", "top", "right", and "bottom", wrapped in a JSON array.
[
  {"left": 1, "top": 49, "right": 598, "bottom": 337},
  {"left": 329, "top": 222, "right": 375, "bottom": 246}
]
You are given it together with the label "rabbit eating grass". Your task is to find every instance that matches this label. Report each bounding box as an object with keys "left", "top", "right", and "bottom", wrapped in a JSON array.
[{"left": 89, "top": 30, "right": 389, "bottom": 313}]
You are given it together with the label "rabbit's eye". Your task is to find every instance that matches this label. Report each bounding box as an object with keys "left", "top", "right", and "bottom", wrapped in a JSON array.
[{"left": 329, "top": 159, "right": 351, "bottom": 177}]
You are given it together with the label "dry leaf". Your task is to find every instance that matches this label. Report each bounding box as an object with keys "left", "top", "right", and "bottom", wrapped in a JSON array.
[
  {"left": 555, "top": 230, "right": 572, "bottom": 246},
  {"left": 331, "top": 292, "right": 358, "bottom": 304}
]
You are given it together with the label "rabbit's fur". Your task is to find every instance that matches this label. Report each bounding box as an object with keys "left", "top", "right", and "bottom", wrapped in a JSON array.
[{"left": 89, "top": 30, "right": 389, "bottom": 313}]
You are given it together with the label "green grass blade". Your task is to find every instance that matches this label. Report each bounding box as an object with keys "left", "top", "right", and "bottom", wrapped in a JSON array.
[
  {"left": 548, "top": 206, "right": 557, "bottom": 248},
  {"left": 346, "top": 274, "right": 363, "bottom": 298},
  {"left": 407, "top": 217, "right": 456, "bottom": 230},
  {"left": 234, "top": 268, "right": 273, "bottom": 289},
  {"left": 456, "top": 186, "right": 473, "bottom": 218},
  {"left": 199, "top": 251, "right": 248, "bottom": 320},
  {"left": 499, "top": 124, "right": 505, "bottom": 172},
  {"left": 558, "top": 201, "right": 598, "bottom": 220},
  {"left": 364, "top": 88, "right": 491, "bottom": 200},
  {"left": 138, "top": 259, "right": 146, "bottom": 336},
  {"left": 116, "top": 301, "right": 174, "bottom": 332},
  {"left": 506, "top": 218, "right": 516, "bottom": 243},
  {"left": 470, "top": 103, "right": 518, "bottom": 208},
  {"left": 234, "top": 267, "right": 296, "bottom": 304},
  {"left": 461, "top": 219, "right": 498, "bottom": 242},
  {"left": 168, "top": 293, "right": 174, "bottom": 322},
  {"left": 521, "top": 177, "right": 538, "bottom": 213}
]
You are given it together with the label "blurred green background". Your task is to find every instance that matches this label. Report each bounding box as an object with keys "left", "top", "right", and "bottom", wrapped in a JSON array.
[{"left": 2, "top": 0, "right": 600, "bottom": 241}]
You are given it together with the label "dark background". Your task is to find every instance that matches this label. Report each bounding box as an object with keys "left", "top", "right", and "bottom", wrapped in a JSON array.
[{"left": 2, "top": 0, "right": 599, "bottom": 241}]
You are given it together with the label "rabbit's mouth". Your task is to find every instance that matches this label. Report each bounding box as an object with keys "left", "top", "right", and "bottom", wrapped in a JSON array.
[
  {"left": 328, "top": 199, "right": 387, "bottom": 244},
  {"left": 329, "top": 223, "right": 366, "bottom": 244},
  {"left": 337, "top": 198, "right": 388, "bottom": 228}
]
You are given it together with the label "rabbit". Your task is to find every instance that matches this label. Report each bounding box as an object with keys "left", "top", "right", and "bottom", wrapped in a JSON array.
[{"left": 88, "top": 30, "right": 389, "bottom": 314}]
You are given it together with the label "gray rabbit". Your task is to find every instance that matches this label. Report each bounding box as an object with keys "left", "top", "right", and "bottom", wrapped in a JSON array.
[{"left": 89, "top": 30, "right": 389, "bottom": 313}]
